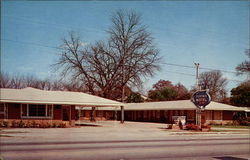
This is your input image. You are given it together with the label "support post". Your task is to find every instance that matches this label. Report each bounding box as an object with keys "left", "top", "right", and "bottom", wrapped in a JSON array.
[
  {"left": 90, "top": 107, "right": 96, "bottom": 122},
  {"left": 114, "top": 109, "right": 117, "bottom": 121},
  {"left": 51, "top": 104, "right": 54, "bottom": 124},
  {"left": 69, "top": 105, "right": 72, "bottom": 126},
  {"left": 5, "top": 103, "right": 8, "bottom": 119},
  {"left": 120, "top": 106, "right": 124, "bottom": 123},
  {"left": 196, "top": 109, "right": 201, "bottom": 127},
  {"left": 194, "top": 62, "right": 201, "bottom": 126},
  {"left": 78, "top": 106, "right": 81, "bottom": 124}
]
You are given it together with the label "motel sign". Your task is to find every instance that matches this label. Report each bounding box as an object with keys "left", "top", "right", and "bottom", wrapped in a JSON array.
[{"left": 191, "top": 90, "right": 211, "bottom": 110}]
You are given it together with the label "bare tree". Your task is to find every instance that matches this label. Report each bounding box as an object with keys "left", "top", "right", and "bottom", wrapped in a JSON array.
[
  {"left": 236, "top": 49, "right": 250, "bottom": 78},
  {"left": 53, "top": 10, "right": 160, "bottom": 99},
  {"left": 23, "top": 75, "right": 46, "bottom": 89},
  {"left": 198, "top": 70, "right": 228, "bottom": 102},
  {"left": 10, "top": 74, "right": 25, "bottom": 89},
  {"left": 0, "top": 73, "right": 56, "bottom": 90},
  {"left": 61, "top": 80, "right": 88, "bottom": 92},
  {"left": 0, "top": 72, "right": 12, "bottom": 88}
]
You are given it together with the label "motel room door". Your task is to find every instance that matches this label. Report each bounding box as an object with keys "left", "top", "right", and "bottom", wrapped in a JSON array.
[{"left": 62, "top": 106, "right": 70, "bottom": 121}]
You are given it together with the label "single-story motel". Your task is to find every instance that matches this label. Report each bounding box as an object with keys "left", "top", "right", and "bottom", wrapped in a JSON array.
[{"left": 0, "top": 87, "right": 249, "bottom": 126}]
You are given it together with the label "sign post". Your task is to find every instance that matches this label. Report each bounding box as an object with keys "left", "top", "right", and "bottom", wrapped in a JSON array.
[{"left": 191, "top": 90, "right": 211, "bottom": 127}]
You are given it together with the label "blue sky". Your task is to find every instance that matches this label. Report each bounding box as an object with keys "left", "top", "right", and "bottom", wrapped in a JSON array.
[{"left": 1, "top": 1, "right": 249, "bottom": 94}]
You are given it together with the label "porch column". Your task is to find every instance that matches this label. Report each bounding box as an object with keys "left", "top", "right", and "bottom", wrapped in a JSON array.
[
  {"left": 120, "top": 106, "right": 124, "bottom": 124},
  {"left": 90, "top": 107, "right": 96, "bottom": 122},
  {"left": 69, "top": 105, "right": 72, "bottom": 126}
]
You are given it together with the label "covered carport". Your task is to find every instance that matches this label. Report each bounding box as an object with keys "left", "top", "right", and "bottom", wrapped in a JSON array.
[{"left": 75, "top": 106, "right": 123, "bottom": 125}]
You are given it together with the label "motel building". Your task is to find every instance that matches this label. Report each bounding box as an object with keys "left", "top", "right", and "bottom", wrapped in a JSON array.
[
  {"left": 0, "top": 87, "right": 124, "bottom": 126},
  {"left": 0, "top": 87, "right": 249, "bottom": 126},
  {"left": 78, "top": 101, "right": 249, "bottom": 125}
]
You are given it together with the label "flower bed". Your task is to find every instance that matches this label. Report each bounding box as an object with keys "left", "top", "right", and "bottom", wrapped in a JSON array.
[
  {"left": 0, "top": 120, "right": 67, "bottom": 128},
  {"left": 185, "top": 123, "right": 211, "bottom": 132}
]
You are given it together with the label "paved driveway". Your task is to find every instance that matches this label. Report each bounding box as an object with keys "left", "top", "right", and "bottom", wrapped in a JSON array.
[
  {"left": 1, "top": 121, "right": 249, "bottom": 142},
  {"left": 1, "top": 121, "right": 249, "bottom": 160}
]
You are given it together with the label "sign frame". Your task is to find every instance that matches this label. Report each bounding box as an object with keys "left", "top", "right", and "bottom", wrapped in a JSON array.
[{"left": 191, "top": 90, "right": 211, "bottom": 110}]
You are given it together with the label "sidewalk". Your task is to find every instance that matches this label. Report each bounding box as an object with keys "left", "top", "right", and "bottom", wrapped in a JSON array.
[{"left": 212, "top": 127, "right": 250, "bottom": 131}]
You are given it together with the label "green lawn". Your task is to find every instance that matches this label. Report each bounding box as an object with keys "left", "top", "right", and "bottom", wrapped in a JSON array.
[{"left": 211, "top": 125, "right": 250, "bottom": 129}]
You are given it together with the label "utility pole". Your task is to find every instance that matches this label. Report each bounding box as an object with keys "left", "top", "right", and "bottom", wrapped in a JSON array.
[
  {"left": 194, "top": 62, "right": 201, "bottom": 126},
  {"left": 122, "top": 61, "right": 125, "bottom": 103},
  {"left": 194, "top": 63, "right": 200, "bottom": 90},
  {"left": 120, "top": 59, "right": 125, "bottom": 124}
]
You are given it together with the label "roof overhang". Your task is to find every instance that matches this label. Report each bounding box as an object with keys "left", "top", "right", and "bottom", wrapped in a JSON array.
[
  {"left": 124, "top": 100, "right": 248, "bottom": 111},
  {"left": 0, "top": 88, "right": 124, "bottom": 107}
]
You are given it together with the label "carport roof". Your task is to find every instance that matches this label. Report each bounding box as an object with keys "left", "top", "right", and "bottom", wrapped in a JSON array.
[
  {"left": 124, "top": 100, "right": 249, "bottom": 111},
  {"left": 0, "top": 87, "right": 123, "bottom": 106}
]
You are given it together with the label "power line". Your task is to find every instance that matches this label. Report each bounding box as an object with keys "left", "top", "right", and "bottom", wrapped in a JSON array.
[
  {"left": 163, "top": 70, "right": 244, "bottom": 83},
  {"left": 164, "top": 70, "right": 195, "bottom": 77},
  {"left": 1, "top": 38, "right": 245, "bottom": 83},
  {"left": 200, "top": 67, "right": 238, "bottom": 74},
  {"left": 1, "top": 38, "right": 61, "bottom": 50},
  {"left": 4, "top": 15, "right": 247, "bottom": 49},
  {"left": 162, "top": 62, "right": 238, "bottom": 74},
  {"left": 1, "top": 38, "right": 243, "bottom": 75},
  {"left": 152, "top": 24, "right": 247, "bottom": 47},
  {"left": 161, "top": 62, "right": 195, "bottom": 69},
  {"left": 3, "top": 15, "right": 105, "bottom": 35},
  {"left": 162, "top": 62, "right": 245, "bottom": 83}
]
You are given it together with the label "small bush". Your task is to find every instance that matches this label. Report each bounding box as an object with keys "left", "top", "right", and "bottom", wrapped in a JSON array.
[
  {"left": 46, "top": 122, "right": 52, "bottom": 128},
  {"left": 11, "top": 120, "right": 19, "bottom": 128},
  {"left": 166, "top": 124, "right": 172, "bottom": 129},
  {"left": 4, "top": 121, "right": 11, "bottom": 127},
  {"left": 31, "top": 121, "right": 38, "bottom": 128},
  {"left": 39, "top": 122, "right": 46, "bottom": 128},
  {"left": 0, "top": 120, "right": 10, "bottom": 127},
  {"left": 201, "top": 124, "right": 211, "bottom": 131},
  {"left": 0, "top": 120, "right": 5, "bottom": 127},
  {"left": 186, "top": 123, "right": 200, "bottom": 131},
  {"left": 232, "top": 121, "right": 240, "bottom": 126},
  {"left": 25, "top": 121, "right": 32, "bottom": 128},
  {"left": 52, "top": 122, "right": 59, "bottom": 128},
  {"left": 0, "top": 120, "right": 69, "bottom": 128},
  {"left": 240, "top": 120, "right": 250, "bottom": 126},
  {"left": 59, "top": 122, "right": 66, "bottom": 128},
  {"left": 19, "top": 120, "right": 25, "bottom": 128}
]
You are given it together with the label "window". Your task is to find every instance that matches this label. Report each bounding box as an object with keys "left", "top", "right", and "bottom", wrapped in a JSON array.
[
  {"left": 21, "top": 104, "right": 27, "bottom": 116},
  {"left": 205, "top": 111, "right": 212, "bottom": 120},
  {"left": 0, "top": 103, "right": 6, "bottom": 119},
  {"left": 214, "top": 111, "right": 222, "bottom": 120},
  {"left": 29, "top": 104, "right": 46, "bottom": 116},
  {"left": 0, "top": 103, "right": 4, "bottom": 112},
  {"left": 21, "top": 104, "right": 52, "bottom": 118},
  {"left": 187, "top": 110, "right": 195, "bottom": 121}
]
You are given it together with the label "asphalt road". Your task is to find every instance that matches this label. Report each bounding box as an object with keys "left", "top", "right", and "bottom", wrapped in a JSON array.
[
  {"left": 1, "top": 121, "right": 249, "bottom": 160},
  {"left": 1, "top": 136, "right": 249, "bottom": 160}
]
